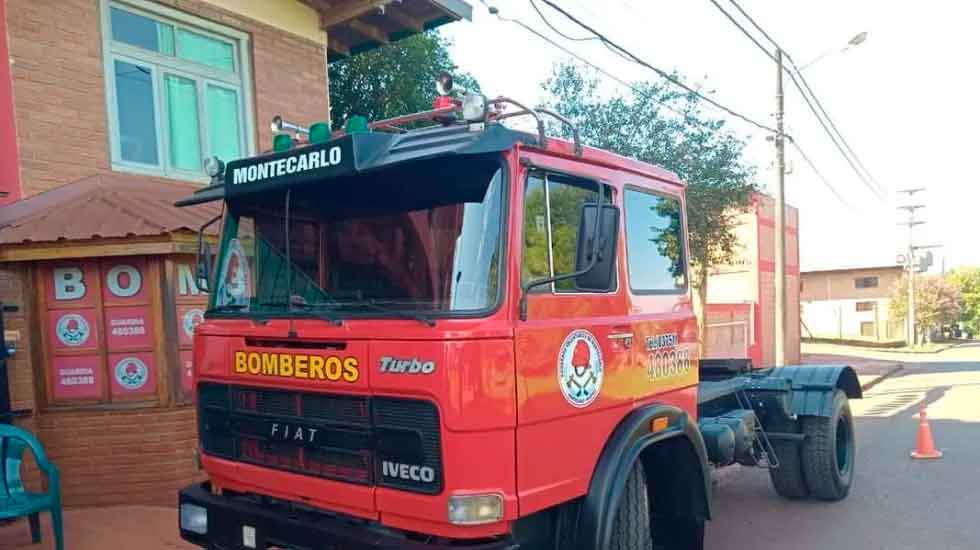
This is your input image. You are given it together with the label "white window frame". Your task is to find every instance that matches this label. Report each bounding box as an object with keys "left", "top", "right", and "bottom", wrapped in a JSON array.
[{"left": 100, "top": 0, "right": 256, "bottom": 183}]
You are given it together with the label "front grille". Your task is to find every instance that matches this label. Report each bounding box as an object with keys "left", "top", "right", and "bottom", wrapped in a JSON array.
[{"left": 197, "top": 383, "right": 443, "bottom": 494}]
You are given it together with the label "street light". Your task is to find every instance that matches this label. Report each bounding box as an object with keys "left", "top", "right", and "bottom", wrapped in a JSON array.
[{"left": 799, "top": 31, "right": 869, "bottom": 71}]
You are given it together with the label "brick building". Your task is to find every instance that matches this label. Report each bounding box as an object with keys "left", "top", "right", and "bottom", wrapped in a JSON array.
[
  {"left": 800, "top": 265, "right": 905, "bottom": 343},
  {"left": 702, "top": 193, "right": 801, "bottom": 368},
  {"left": 0, "top": 0, "right": 470, "bottom": 506}
]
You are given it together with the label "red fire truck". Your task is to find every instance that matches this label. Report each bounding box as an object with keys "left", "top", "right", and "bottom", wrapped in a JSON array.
[{"left": 176, "top": 75, "right": 861, "bottom": 550}]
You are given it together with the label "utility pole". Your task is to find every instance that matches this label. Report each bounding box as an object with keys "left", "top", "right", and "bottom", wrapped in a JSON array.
[
  {"left": 773, "top": 49, "right": 787, "bottom": 366},
  {"left": 897, "top": 188, "right": 925, "bottom": 346}
]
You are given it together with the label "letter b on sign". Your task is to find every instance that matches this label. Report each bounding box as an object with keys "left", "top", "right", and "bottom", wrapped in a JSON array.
[{"left": 53, "top": 267, "right": 86, "bottom": 300}]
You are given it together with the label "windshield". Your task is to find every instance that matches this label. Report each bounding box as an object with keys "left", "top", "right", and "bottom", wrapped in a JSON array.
[{"left": 211, "top": 155, "right": 506, "bottom": 319}]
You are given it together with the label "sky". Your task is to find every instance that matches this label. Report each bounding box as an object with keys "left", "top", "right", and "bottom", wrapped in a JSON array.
[{"left": 443, "top": 0, "right": 980, "bottom": 273}]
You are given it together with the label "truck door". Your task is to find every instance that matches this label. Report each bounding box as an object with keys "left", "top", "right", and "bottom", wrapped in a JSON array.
[
  {"left": 621, "top": 186, "right": 699, "bottom": 404},
  {"left": 513, "top": 168, "right": 632, "bottom": 513}
]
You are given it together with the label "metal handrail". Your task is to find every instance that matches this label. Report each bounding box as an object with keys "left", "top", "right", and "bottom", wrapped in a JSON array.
[{"left": 487, "top": 97, "right": 547, "bottom": 149}]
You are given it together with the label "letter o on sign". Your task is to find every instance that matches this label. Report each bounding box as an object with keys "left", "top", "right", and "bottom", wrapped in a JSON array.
[{"left": 106, "top": 265, "right": 142, "bottom": 298}]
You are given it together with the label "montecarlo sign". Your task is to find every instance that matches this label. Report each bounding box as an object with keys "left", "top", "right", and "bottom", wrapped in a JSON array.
[{"left": 224, "top": 138, "right": 356, "bottom": 198}]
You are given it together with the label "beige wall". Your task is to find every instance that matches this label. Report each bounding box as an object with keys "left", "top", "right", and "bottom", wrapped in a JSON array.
[
  {"left": 801, "top": 267, "right": 904, "bottom": 302},
  {"left": 707, "top": 210, "right": 758, "bottom": 304},
  {"left": 201, "top": 0, "right": 327, "bottom": 43}
]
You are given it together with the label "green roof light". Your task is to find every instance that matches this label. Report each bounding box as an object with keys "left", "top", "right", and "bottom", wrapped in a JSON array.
[
  {"left": 273, "top": 134, "right": 294, "bottom": 152},
  {"left": 345, "top": 115, "right": 369, "bottom": 134},
  {"left": 309, "top": 122, "right": 330, "bottom": 143}
]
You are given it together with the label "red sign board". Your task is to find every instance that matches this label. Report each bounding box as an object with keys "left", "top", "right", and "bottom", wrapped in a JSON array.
[
  {"left": 177, "top": 305, "right": 205, "bottom": 346},
  {"left": 104, "top": 306, "right": 154, "bottom": 349},
  {"left": 180, "top": 350, "right": 194, "bottom": 393},
  {"left": 48, "top": 309, "right": 99, "bottom": 352},
  {"left": 52, "top": 356, "right": 102, "bottom": 400},
  {"left": 108, "top": 352, "right": 157, "bottom": 397},
  {"left": 46, "top": 262, "right": 99, "bottom": 307},
  {"left": 101, "top": 258, "right": 149, "bottom": 304}
]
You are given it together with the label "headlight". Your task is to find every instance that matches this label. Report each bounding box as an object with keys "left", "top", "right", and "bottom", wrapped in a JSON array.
[
  {"left": 447, "top": 493, "right": 504, "bottom": 525},
  {"left": 180, "top": 503, "right": 208, "bottom": 535},
  {"left": 462, "top": 93, "right": 489, "bottom": 122}
]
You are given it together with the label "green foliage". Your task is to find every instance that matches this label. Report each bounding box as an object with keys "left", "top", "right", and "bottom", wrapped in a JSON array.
[
  {"left": 947, "top": 268, "right": 980, "bottom": 334},
  {"left": 889, "top": 275, "right": 962, "bottom": 339},
  {"left": 538, "top": 62, "right": 757, "bottom": 302},
  {"left": 328, "top": 32, "right": 479, "bottom": 129}
]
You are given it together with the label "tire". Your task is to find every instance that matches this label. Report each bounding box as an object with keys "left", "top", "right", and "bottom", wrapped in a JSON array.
[
  {"left": 768, "top": 441, "right": 809, "bottom": 499},
  {"left": 609, "top": 461, "right": 653, "bottom": 550},
  {"left": 801, "top": 390, "right": 855, "bottom": 501}
]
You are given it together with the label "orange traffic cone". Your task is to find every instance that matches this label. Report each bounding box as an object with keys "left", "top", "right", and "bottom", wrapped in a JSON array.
[{"left": 910, "top": 406, "right": 942, "bottom": 459}]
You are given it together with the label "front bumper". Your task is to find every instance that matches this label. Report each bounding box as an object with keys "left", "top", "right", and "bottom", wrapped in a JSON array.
[{"left": 178, "top": 482, "right": 518, "bottom": 550}]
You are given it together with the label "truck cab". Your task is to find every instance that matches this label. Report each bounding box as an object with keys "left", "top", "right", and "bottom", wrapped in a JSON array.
[{"left": 177, "top": 82, "right": 860, "bottom": 550}]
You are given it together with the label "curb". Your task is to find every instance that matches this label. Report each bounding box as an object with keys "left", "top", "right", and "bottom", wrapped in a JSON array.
[{"left": 859, "top": 363, "right": 904, "bottom": 392}]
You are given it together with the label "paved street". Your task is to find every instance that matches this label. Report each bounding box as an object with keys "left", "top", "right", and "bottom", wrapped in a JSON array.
[{"left": 706, "top": 345, "right": 980, "bottom": 549}]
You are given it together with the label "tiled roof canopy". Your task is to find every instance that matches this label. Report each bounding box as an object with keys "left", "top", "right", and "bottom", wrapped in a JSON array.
[{"left": 0, "top": 174, "right": 221, "bottom": 245}]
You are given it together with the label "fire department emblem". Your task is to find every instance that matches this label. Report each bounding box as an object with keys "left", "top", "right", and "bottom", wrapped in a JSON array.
[
  {"left": 182, "top": 308, "right": 204, "bottom": 339},
  {"left": 56, "top": 313, "right": 90, "bottom": 347},
  {"left": 114, "top": 357, "right": 149, "bottom": 390},
  {"left": 557, "top": 329, "right": 604, "bottom": 408},
  {"left": 218, "top": 238, "right": 250, "bottom": 306}
]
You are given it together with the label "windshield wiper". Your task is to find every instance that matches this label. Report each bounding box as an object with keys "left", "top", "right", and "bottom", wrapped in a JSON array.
[
  {"left": 255, "top": 300, "right": 344, "bottom": 326},
  {"left": 331, "top": 299, "right": 436, "bottom": 327},
  {"left": 288, "top": 300, "right": 344, "bottom": 326}
]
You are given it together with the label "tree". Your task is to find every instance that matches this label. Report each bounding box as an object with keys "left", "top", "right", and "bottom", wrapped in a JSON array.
[
  {"left": 889, "top": 275, "right": 962, "bottom": 342},
  {"left": 328, "top": 32, "right": 478, "bottom": 129},
  {"left": 538, "top": 62, "right": 757, "bottom": 333},
  {"left": 947, "top": 267, "right": 980, "bottom": 336}
]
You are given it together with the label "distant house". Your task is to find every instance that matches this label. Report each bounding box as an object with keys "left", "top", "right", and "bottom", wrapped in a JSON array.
[{"left": 800, "top": 265, "right": 905, "bottom": 343}]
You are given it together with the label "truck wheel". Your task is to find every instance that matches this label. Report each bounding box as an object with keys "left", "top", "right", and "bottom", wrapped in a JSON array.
[
  {"left": 801, "top": 390, "right": 855, "bottom": 501},
  {"left": 609, "top": 461, "right": 653, "bottom": 550},
  {"left": 768, "top": 441, "right": 809, "bottom": 499}
]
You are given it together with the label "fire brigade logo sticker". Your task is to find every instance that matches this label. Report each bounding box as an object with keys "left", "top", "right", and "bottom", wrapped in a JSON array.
[
  {"left": 557, "top": 329, "right": 604, "bottom": 408},
  {"left": 114, "top": 357, "right": 149, "bottom": 390},
  {"left": 56, "top": 313, "right": 91, "bottom": 347},
  {"left": 182, "top": 308, "right": 204, "bottom": 339},
  {"left": 218, "top": 238, "right": 250, "bottom": 307}
]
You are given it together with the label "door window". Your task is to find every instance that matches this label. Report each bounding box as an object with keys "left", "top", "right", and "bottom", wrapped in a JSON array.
[
  {"left": 623, "top": 188, "right": 687, "bottom": 293},
  {"left": 521, "top": 173, "right": 614, "bottom": 293}
]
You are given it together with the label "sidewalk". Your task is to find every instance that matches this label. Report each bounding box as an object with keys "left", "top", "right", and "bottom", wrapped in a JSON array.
[
  {"left": 802, "top": 344, "right": 904, "bottom": 391},
  {"left": 0, "top": 506, "right": 193, "bottom": 550}
]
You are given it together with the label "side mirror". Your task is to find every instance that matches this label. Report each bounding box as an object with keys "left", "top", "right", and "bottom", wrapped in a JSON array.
[
  {"left": 575, "top": 203, "right": 619, "bottom": 291},
  {"left": 195, "top": 236, "right": 213, "bottom": 294},
  {"left": 195, "top": 214, "right": 222, "bottom": 294}
]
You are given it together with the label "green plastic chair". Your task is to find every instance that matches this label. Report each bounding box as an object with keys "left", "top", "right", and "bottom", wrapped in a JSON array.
[{"left": 0, "top": 424, "right": 63, "bottom": 550}]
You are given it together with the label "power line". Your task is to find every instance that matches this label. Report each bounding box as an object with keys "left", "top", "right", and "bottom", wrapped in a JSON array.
[
  {"left": 493, "top": 10, "right": 704, "bottom": 126},
  {"left": 537, "top": 0, "right": 780, "bottom": 135},
  {"left": 528, "top": 0, "right": 597, "bottom": 42},
  {"left": 716, "top": 0, "right": 886, "bottom": 198},
  {"left": 727, "top": 0, "right": 883, "bottom": 194},
  {"left": 486, "top": 5, "right": 854, "bottom": 208},
  {"left": 788, "top": 139, "right": 857, "bottom": 211}
]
